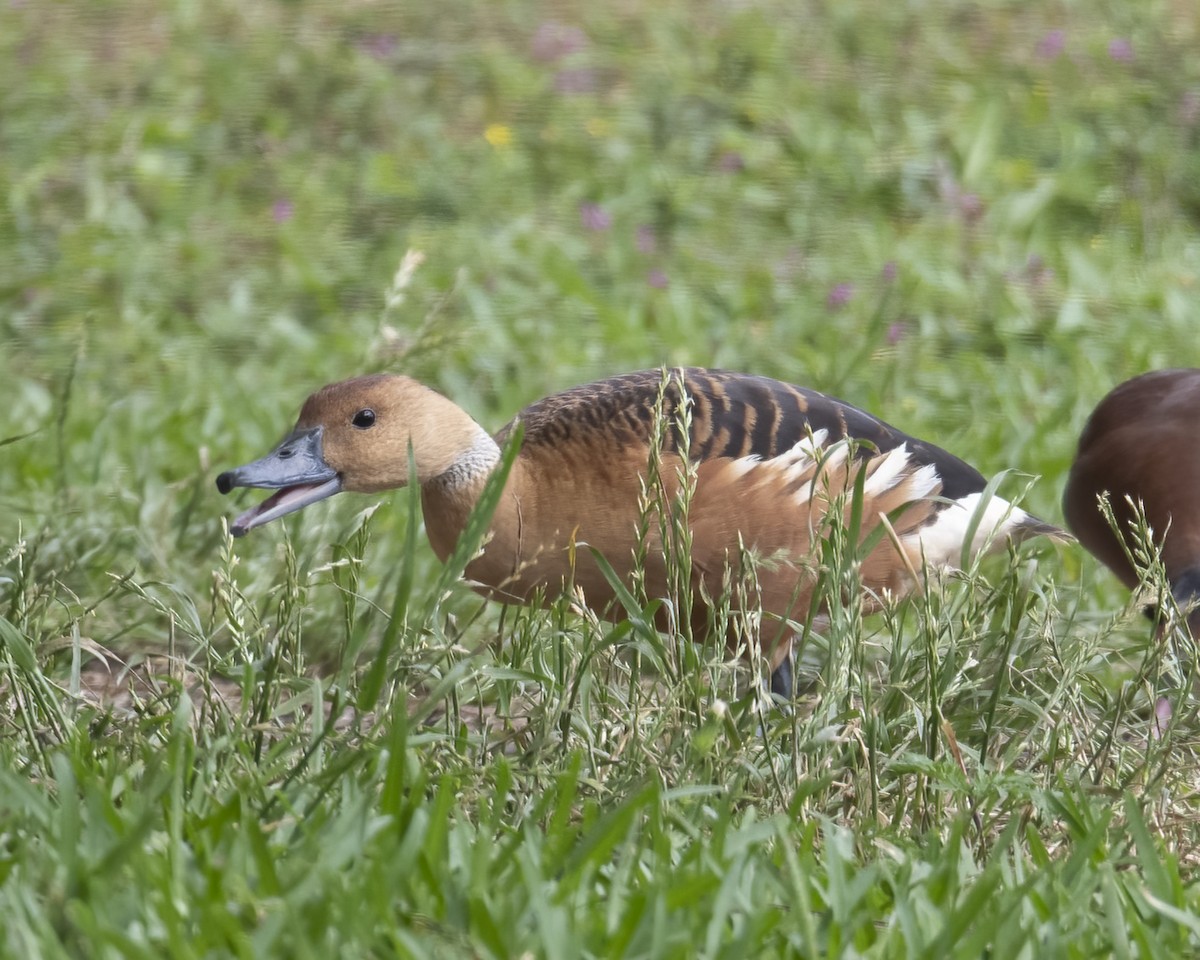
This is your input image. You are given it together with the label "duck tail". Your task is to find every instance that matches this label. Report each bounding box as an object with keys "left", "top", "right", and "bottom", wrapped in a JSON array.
[{"left": 1013, "top": 513, "right": 1076, "bottom": 545}]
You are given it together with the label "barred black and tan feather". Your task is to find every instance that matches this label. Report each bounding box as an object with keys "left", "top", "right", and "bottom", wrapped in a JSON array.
[{"left": 505, "top": 369, "right": 988, "bottom": 500}]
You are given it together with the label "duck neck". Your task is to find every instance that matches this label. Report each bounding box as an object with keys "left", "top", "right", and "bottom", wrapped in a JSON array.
[
  {"left": 428, "top": 427, "right": 501, "bottom": 492},
  {"left": 419, "top": 427, "right": 508, "bottom": 563}
]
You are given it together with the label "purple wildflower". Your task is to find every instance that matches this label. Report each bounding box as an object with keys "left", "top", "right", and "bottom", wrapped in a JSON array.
[
  {"left": 886, "top": 321, "right": 910, "bottom": 346},
  {"left": 531, "top": 22, "right": 588, "bottom": 63},
  {"left": 272, "top": 199, "right": 294, "bottom": 223},
  {"left": 716, "top": 151, "right": 744, "bottom": 173},
  {"left": 357, "top": 34, "right": 397, "bottom": 61},
  {"left": 636, "top": 225, "right": 658, "bottom": 254},
  {"left": 579, "top": 203, "right": 612, "bottom": 232},
  {"left": 554, "top": 68, "right": 599, "bottom": 95},
  {"left": 1024, "top": 254, "right": 1055, "bottom": 288},
  {"left": 1036, "top": 30, "right": 1065, "bottom": 59},
  {"left": 881, "top": 260, "right": 898, "bottom": 283},
  {"left": 826, "top": 283, "right": 855, "bottom": 310},
  {"left": 1108, "top": 38, "right": 1133, "bottom": 63},
  {"left": 958, "top": 192, "right": 984, "bottom": 224},
  {"left": 936, "top": 167, "right": 985, "bottom": 224},
  {"left": 647, "top": 269, "right": 668, "bottom": 289}
]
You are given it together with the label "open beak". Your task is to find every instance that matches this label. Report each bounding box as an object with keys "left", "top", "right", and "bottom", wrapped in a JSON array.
[{"left": 215, "top": 427, "right": 342, "bottom": 537}]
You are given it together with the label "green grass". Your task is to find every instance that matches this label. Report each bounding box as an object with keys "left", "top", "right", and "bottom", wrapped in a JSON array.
[{"left": 3, "top": 0, "right": 1200, "bottom": 955}]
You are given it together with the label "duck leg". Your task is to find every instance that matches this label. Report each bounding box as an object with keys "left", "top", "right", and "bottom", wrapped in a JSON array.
[
  {"left": 1150, "top": 571, "right": 1200, "bottom": 735},
  {"left": 769, "top": 653, "right": 794, "bottom": 699}
]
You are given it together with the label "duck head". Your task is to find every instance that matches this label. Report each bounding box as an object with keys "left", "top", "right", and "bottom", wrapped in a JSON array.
[{"left": 216, "top": 374, "right": 492, "bottom": 536}]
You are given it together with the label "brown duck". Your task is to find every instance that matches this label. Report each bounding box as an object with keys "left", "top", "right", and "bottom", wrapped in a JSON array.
[
  {"left": 1064, "top": 368, "right": 1200, "bottom": 634},
  {"left": 217, "top": 368, "right": 1064, "bottom": 693}
]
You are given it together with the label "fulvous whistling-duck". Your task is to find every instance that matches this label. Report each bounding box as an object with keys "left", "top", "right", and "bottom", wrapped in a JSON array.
[
  {"left": 217, "top": 368, "right": 1065, "bottom": 693},
  {"left": 1064, "top": 368, "right": 1200, "bottom": 635}
]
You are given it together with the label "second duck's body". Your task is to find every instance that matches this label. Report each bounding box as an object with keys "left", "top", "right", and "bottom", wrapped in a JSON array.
[
  {"left": 1064, "top": 368, "right": 1200, "bottom": 632},
  {"left": 217, "top": 368, "right": 1062, "bottom": 676}
]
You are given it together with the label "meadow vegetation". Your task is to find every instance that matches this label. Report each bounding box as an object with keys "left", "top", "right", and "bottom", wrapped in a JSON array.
[{"left": 3, "top": 0, "right": 1200, "bottom": 955}]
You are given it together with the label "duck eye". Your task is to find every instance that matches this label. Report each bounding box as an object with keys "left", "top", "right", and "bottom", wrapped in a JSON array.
[{"left": 351, "top": 409, "right": 376, "bottom": 429}]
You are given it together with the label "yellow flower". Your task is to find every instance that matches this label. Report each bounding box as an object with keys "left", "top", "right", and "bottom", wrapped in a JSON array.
[
  {"left": 484, "top": 123, "right": 513, "bottom": 148},
  {"left": 585, "top": 117, "right": 610, "bottom": 138}
]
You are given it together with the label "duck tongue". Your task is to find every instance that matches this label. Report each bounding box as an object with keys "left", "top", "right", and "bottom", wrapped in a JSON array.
[{"left": 230, "top": 477, "right": 343, "bottom": 536}]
